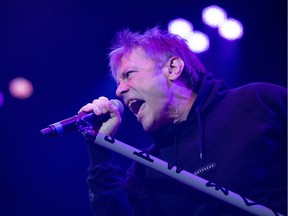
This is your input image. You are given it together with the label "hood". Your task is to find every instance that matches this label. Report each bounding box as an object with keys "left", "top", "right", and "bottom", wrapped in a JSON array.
[{"left": 150, "top": 73, "right": 228, "bottom": 160}]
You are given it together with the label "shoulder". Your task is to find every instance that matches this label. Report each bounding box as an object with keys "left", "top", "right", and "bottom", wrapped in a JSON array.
[
  {"left": 243, "top": 82, "right": 285, "bottom": 90},
  {"left": 229, "top": 82, "right": 286, "bottom": 103},
  {"left": 223, "top": 82, "right": 287, "bottom": 120}
]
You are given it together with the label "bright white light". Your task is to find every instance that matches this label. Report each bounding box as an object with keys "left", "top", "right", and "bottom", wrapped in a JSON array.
[
  {"left": 202, "top": 5, "right": 227, "bottom": 28},
  {"left": 9, "top": 77, "right": 33, "bottom": 99},
  {"left": 0, "top": 91, "right": 3, "bottom": 107},
  {"left": 218, "top": 18, "right": 244, "bottom": 40},
  {"left": 186, "top": 31, "right": 210, "bottom": 53},
  {"left": 168, "top": 18, "right": 193, "bottom": 39}
]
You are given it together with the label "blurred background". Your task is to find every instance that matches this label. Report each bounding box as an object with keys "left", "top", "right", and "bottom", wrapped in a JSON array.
[{"left": 0, "top": 0, "right": 286, "bottom": 215}]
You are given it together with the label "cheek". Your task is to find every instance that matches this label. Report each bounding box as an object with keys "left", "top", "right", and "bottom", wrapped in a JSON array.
[
  {"left": 149, "top": 97, "right": 169, "bottom": 121},
  {"left": 148, "top": 77, "right": 169, "bottom": 95},
  {"left": 148, "top": 87, "right": 170, "bottom": 110}
]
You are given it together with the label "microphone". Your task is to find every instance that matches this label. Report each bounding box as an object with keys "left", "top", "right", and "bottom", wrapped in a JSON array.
[{"left": 40, "top": 99, "right": 124, "bottom": 137}]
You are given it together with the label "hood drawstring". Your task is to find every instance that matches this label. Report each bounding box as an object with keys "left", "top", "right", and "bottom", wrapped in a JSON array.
[
  {"left": 195, "top": 107, "right": 205, "bottom": 160},
  {"left": 194, "top": 107, "right": 218, "bottom": 176}
]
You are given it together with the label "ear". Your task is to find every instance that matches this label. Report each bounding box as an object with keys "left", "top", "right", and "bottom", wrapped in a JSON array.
[{"left": 164, "top": 57, "right": 185, "bottom": 81}]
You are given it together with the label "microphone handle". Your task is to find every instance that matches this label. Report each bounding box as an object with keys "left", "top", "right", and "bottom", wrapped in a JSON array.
[
  {"left": 40, "top": 115, "right": 78, "bottom": 137},
  {"left": 40, "top": 112, "right": 110, "bottom": 137}
]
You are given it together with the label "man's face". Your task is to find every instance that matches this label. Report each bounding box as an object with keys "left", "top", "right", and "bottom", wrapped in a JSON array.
[{"left": 115, "top": 47, "right": 174, "bottom": 132}]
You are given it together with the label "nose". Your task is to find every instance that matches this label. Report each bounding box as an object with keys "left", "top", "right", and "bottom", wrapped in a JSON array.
[{"left": 116, "top": 81, "right": 129, "bottom": 97}]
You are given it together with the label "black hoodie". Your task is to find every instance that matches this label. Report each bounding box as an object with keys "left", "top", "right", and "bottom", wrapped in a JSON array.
[{"left": 87, "top": 74, "right": 287, "bottom": 216}]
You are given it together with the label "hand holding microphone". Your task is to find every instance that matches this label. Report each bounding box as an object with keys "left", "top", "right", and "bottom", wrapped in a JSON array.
[
  {"left": 79, "top": 97, "right": 124, "bottom": 136},
  {"left": 40, "top": 97, "right": 124, "bottom": 137}
]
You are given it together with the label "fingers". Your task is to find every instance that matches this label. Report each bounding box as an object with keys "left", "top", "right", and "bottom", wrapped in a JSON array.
[
  {"left": 78, "top": 96, "right": 120, "bottom": 117},
  {"left": 78, "top": 103, "right": 94, "bottom": 114}
]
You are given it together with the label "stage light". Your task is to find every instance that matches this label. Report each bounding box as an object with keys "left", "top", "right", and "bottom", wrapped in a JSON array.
[
  {"left": 168, "top": 18, "right": 193, "bottom": 39},
  {"left": 202, "top": 5, "right": 227, "bottom": 28},
  {"left": 9, "top": 77, "right": 34, "bottom": 99},
  {"left": 186, "top": 31, "right": 209, "bottom": 53},
  {"left": 0, "top": 91, "right": 3, "bottom": 107},
  {"left": 218, "top": 18, "right": 243, "bottom": 40}
]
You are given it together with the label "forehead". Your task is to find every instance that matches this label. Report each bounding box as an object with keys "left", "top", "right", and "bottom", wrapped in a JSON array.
[
  {"left": 120, "top": 47, "right": 149, "bottom": 64},
  {"left": 116, "top": 48, "right": 155, "bottom": 77}
]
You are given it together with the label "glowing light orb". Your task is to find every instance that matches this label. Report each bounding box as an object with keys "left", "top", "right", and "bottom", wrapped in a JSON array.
[
  {"left": 168, "top": 18, "right": 193, "bottom": 39},
  {"left": 0, "top": 91, "right": 4, "bottom": 107},
  {"left": 218, "top": 18, "right": 244, "bottom": 40},
  {"left": 186, "top": 31, "right": 210, "bottom": 53},
  {"left": 9, "top": 77, "right": 33, "bottom": 99},
  {"left": 202, "top": 5, "right": 227, "bottom": 28}
]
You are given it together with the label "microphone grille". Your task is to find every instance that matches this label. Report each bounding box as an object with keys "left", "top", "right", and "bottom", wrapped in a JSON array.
[{"left": 110, "top": 99, "right": 124, "bottom": 115}]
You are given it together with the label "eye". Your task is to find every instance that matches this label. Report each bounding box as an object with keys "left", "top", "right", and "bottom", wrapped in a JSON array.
[
  {"left": 125, "top": 71, "right": 134, "bottom": 79},
  {"left": 117, "top": 71, "right": 135, "bottom": 86}
]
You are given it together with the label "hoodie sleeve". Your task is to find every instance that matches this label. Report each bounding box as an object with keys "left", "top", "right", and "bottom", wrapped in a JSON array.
[{"left": 86, "top": 139, "right": 134, "bottom": 216}]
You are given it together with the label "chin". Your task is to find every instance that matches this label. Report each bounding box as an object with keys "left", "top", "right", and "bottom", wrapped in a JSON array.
[
  {"left": 142, "top": 125, "right": 152, "bottom": 132},
  {"left": 141, "top": 116, "right": 162, "bottom": 132},
  {"left": 141, "top": 122, "right": 153, "bottom": 132},
  {"left": 142, "top": 122, "right": 159, "bottom": 133}
]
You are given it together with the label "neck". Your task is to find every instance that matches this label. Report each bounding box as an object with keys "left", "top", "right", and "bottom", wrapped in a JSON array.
[{"left": 173, "top": 90, "right": 197, "bottom": 123}]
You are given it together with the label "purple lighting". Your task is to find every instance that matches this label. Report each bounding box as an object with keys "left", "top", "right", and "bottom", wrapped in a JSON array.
[
  {"left": 202, "top": 5, "right": 227, "bottom": 28},
  {"left": 218, "top": 18, "right": 243, "bottom": 40}
]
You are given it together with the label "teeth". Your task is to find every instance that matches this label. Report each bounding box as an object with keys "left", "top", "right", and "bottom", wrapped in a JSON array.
[{"left": 128, "top": 99, "right": 137, "bottom": 108}]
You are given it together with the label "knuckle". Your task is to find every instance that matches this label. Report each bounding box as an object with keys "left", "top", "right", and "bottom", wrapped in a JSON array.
[
  {"left": 99, "top": 96, "right": 108, "bottom": 100},
  {"left": 92, "top": 99, "right": 100, "bottom": 104}
]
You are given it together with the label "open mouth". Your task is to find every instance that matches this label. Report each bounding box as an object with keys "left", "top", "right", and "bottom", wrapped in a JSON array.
[{"left": 128, "top": 99, "right": 145, "bottom": 115}]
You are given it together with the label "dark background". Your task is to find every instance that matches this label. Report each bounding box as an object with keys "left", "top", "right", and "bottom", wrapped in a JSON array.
[{"left": 0, "top": 0, "right": 286, "bottom": 215}]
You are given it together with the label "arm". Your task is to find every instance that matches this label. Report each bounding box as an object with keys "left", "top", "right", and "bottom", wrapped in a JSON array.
[
  {"left": 86, "top": 140, "right": 133, "bottom": 216},
  {"left": 79, "top": 97, "right": 133, "bottom": 216}
]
